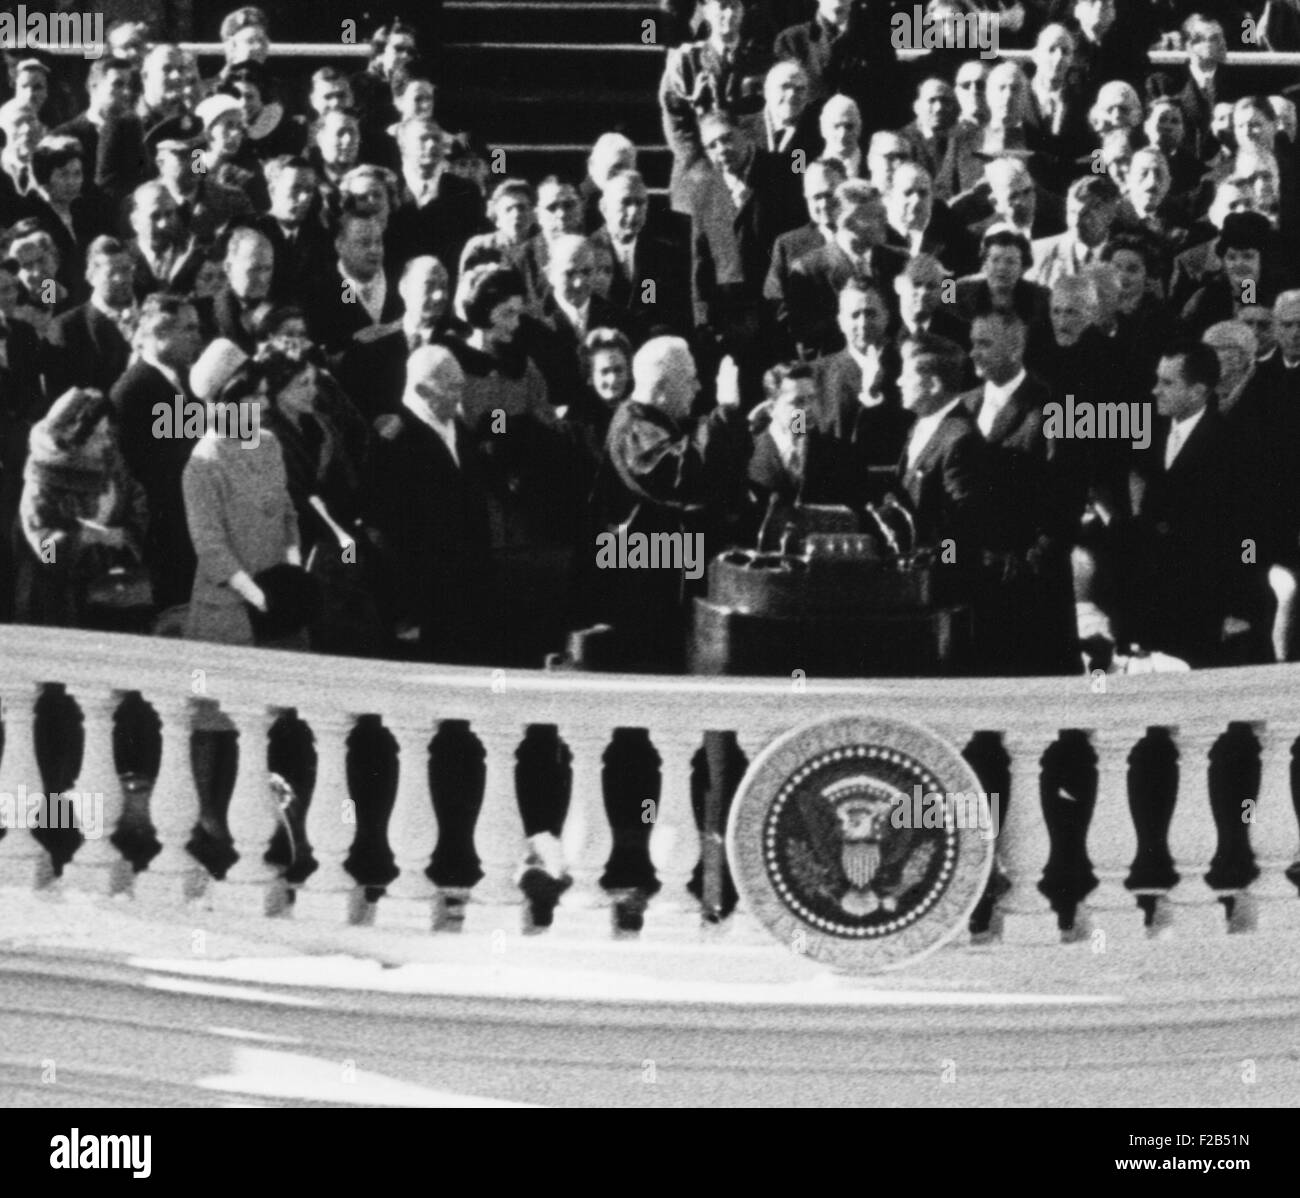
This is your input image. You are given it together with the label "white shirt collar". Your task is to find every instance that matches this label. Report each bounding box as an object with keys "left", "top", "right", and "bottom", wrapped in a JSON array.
[
  {"left": 907, "top": 396, "right": 962, "bottom": 468},
  {"left": 405, "top": 161, "right": 447, "bottom": 205},
  {"left": 555, "top": 295, "right": 590, "bottom": 334},
  {"left": 847, "top": 342, "right": 885, "bottom": 405},
  {"left": 978, "top": 370, "right": 1025, "bottom": 436},
  {"left": 91, "top": 293, "right": 137, "bottom": 323},
  {"left": 1165, "top": 406, "right": 1206, "bottom": 467},
  {"left": 341, "top": 267, "right": 387, "bottom": 322}
]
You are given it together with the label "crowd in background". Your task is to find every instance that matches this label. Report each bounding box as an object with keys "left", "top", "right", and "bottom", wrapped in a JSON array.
[{"left": 0, "top": 0, "right": 1299, "bottom": 685}]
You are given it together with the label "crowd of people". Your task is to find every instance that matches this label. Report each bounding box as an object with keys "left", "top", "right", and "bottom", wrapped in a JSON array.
[
  {"left": 0, "top": 1, "right": 1298, "bottom": 679},
  {"left": 2, "top": 0, "right": 1300, "bottom": 923}
]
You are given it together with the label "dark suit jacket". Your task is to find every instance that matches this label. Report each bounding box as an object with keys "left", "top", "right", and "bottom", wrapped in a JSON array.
[
  {"left": 25, "top": 190, "right": 114, "bottom": 300},
  {"left": 196, "top": 286, "right": 260, "bottom": 356},
  {"left": 305, "top": 268, "right": 405, "bottom": 355},
  {"left": 1170, "top": 68, "right": 1247, "bottom": 162},
  {"left": 895, "top": 401, "right": 986, "bottom": 558},
  {"left": 366, "top": 408, "right": 497, "bottom": 664},
  {"left": 675, "top": 150, "right": 804, "bottom": 324},
  {"left": 954, "top": 276, "right": 1052, "bottom": 333},
  {"left": 250, "top": 215, "right": 337, "bottom": 307},
  {"left": 388, "top": 172, "right": 488, "bottom": 287},
  {"left": 784, "top": 241, "right": 908, "bottom": 358},
  {"left": 589, "top": 223, "right": 694, "bottom": 341},
  {"left": 109, "top": 359, "right": 200, "bottom": 609},
  {"left": 763, "top": 222, "right": 828, "bottom": 357},
  {"left": 884, "top": 200, "right": 979, "bottom": 278},
  {"left": 743, "top": 426, "right": 855, "bottom": 541},
  {"left": 517, "top": 293, "right": 630, "bottom": 411},
  {"left": 43, "top": 301, "right": 132, "bottom": 397},
  {"left": 1123, "top": 407, "right": 1246, "bottom": 664},
  {"left": 812, "top": 346, "right": 911, "bottom": 469}
]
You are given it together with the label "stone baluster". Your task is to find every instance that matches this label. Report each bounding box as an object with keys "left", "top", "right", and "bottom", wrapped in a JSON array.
[
  {"left": 385, "top": 721, "right": 438, "bottom": 906},
  {"left": 559, "top": 728, "right": 612, "bottom": 908},
  {"left": 647, "top": 728, "right": 702, "bottom": 917},
  {"left": 1082, "top": 728, "right": 1142, "bottom": 925},
  {"left": 995, "top": 730, "right": 1055, "bottom": 939},
  {"left": 471, "top": 724, "right": 525, "bottom": 908},
  {"left": 62, "top": 689, "right": 126, "bottom": 895},
  {"left": 1251, "top": 722, "right": 1300, "bottom": 910},
  {"left": 134, "top": 696, "right": 201, "bottom": 904},
  {"left": 298, "top": 710, "right": 361, "bottom": 922},
  {"left": 0, "top": 683, "right": 51, "bottom": 887},
  {"left": 222, "top": 704, "right": 281, "bottom": 910},
  {"left": 1166, "top": 725, "right": 1227, "bottom": 935},
  {"left": 727, "top": 729, "right": 770, "bottom": 935}
]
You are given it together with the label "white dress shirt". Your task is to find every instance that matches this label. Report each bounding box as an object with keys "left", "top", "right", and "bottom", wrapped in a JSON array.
[
  {"left": 404, "top": 162, "right": 447, "bottom": 208},
  {"left": 848, "top": 343, "right": 885, "bottom": 406},
  {"left": 721, "top": 169, "right": 751, "bottom": 211},
  {"left": 906, "top": 396, "right": 963, "bottom": 469},
  {"left": 554, "top": 296, "right": 591, "bottom": 338},
  {"left": 1165, "top": 407, "right": 1205, "bottom": 470},
  {"left": 977, "top": 369, "right": 1025, "bottom": 439}
]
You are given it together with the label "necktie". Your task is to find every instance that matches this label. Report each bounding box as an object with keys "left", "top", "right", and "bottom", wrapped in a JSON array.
[
  {"left": 787, "top": 434, "right": 806, "bottom": 484},
  {"left": 17, "top": 166, "right": 30, "bottom": 194}
]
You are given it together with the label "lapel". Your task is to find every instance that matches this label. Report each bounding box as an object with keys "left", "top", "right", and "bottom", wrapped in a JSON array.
[
  {"left": 748, "top": 431, "right": 786, "bottom": 489},
  {"left": 85, "top": 304, "right": 120, "bottom": 357}
]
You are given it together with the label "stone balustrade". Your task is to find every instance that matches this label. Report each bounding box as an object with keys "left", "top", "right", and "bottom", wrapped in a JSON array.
[{"left": 1, "top": 627, "right": 1298, "bottom": 948}]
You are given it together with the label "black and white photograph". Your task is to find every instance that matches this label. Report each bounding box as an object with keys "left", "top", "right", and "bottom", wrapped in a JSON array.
[{"left": 0, "top": 0, "right": 1295, "bottom": 1141}]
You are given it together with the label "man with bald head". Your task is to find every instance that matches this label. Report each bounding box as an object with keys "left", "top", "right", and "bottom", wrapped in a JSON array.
[
  {"left": 590, "top": 169, "right": 692, "bottom": 338},
  {"left": 368, "top": 342, "right": 495, "bottom": 664},
  {"left": 336, "top": 255, "right": 455, "bottom": 417},
  {"left": 753, "top": 61, "right": 818, "bottom": 163}
]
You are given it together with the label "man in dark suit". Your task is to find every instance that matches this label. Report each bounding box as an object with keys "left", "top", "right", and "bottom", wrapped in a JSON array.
[
  {"left": 109, "top": 293, "right": 205, "bottom": 611},
  {"left": 333, "top": 255, "right": 455, "bottom": 420},
  {"left": 812, "top": 276, "right": 912, "bottom": 487},
  {"left": 518, "top": 234, "right": 630, "bottom": 410},
  {"left": 962, "top": 312, "right": 1082, "bottom": 674},
  {"left": 894, "top": 331, "right": 986, "bottom": 596},
  {"left": 744, "top": 360, "right": 854, "bottom": 540},
  {"left": 252, "top": 156, "right": 334, "bottom": 305},
  {"left": 898, "top": 77, "right": 976, "bottom": 202},
  {"left": 54, "top": 56, "right": 143, "bottom": 215},
  {"left": 195, "top": 226, "right": 274, "bottom": 356},
  {"left": 306, "top": 212, "right": 404, "bottom": 355},
  {"left": 388, "top": 116, "right": 486, "bottom": 287},
  {"left": 1165, "top": 15, "right": 1245, "bottom": 163},
  {"left": 589, "top": 170, "right": 693, "bottom": 341},
  {"left": 675, "top": 110, "right": 804, "bottom": 379},
  {"left": 750, "top": 60, "right": 822, "bottom": 167},
  {"left": 367, "top": 342, "right": 496, "bottom": 664},
  {"left": 43, "top": 235, "right": 137, "bottom": 397},
  {"left": 963, "top": 155, "right": 1067, "bottom": 244},
  {"left": 763, "top": 157, "right": 845, "bottom": 360},
  {"left": 894, "top": 252, "right": 970, "bottom": 347},
  {"left": 149, "top": 117, "right": 254, "bottom": 249},
  {"left": 1117, "top": 340, "right": 1249, "bottom": 666},
  {"left": 784, "top": 177, "right": 907, "bottom": 358},
  {"left": 123, "top": 180, "right": 204, "bottom": 300},
  {"left": 883, "top": 161, "right": 978, "bottom": 278}
]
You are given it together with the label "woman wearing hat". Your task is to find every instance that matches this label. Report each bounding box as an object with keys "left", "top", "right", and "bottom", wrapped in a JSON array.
[
  {"left": 14, "top": 386, "right": 147, "bottom": 628},
  {"left": 194, "top": 91, "right": 268, "bottom": 209},
  {"left": 1180, "top": 210, "right": 1275, "bottom": 337},
  {"left": 217, "top": 61, "right": 304, "bottom": 163},
  {"left": 181, "top": 338, "right": 307, "bottom": 648}
]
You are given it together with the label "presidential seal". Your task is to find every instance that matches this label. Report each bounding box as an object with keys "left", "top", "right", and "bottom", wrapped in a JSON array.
[{"left": 727, "top": 714, "right": 994, "bottom": 972}]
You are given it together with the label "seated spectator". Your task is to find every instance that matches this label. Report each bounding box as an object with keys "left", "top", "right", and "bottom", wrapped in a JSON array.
[
  {"left": 785, "top": 177, "right": 906, "bottom": 357},
  {"left": 310, "top": 110, "right": 362, "bottom": 208},
  {"left": 24, "top": 135, "right": 110, "bottom": 297},
  {"left": 388, "top": 117, "right": 487, "bottom": 286},
  {"left": 660, "top": 0, "right": 771, "bottom": 199},
  {"left": 956, "top": 228, "right": 1051, "bottom": 333},
  {"left": 254, "top": 156, "right": 332, "bottom": 303},
  {"left": 14, "top": 386, "right": 147, "bottom": 629},
  {"left": 150, "top": 116, "right": 253, "bottom": 249},
  {"left": 819, "top": 94, "right": 864, "bottom": 179},
  {"left": 44, "top": 235, "right": 137, "bottom": 396},
  {"left": 1181, "top": 210, "right": 1273, "bottom": 336},
  {"left": 306, "top": 212, "right": 402, "bottom": 354},
  {"left": 590, "top": 169, "right": 693, "bottom": 339},
  {"left": 220, "top": 61, "right": 304, "bottom": 161},
  {"left": 197, "top": 225, "right": 275, "bottom": 354},
  {"left": 884, "top": 161, "right": 978, "bottom": 277},
  {"left": 460, "top": 179, "right": 547, "bottom": 311},
  {"left": 0, "top": 101, "right": 43, "bottom": 225},
  {"left": 1028, "top": 174, "right": 1121, "bottom": 289},
  {"left": 194, "top": 93, "right": 267, "bottom": 209},
  {"left": 580, "top": 132, "right": 636, "bottom": 233}
]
